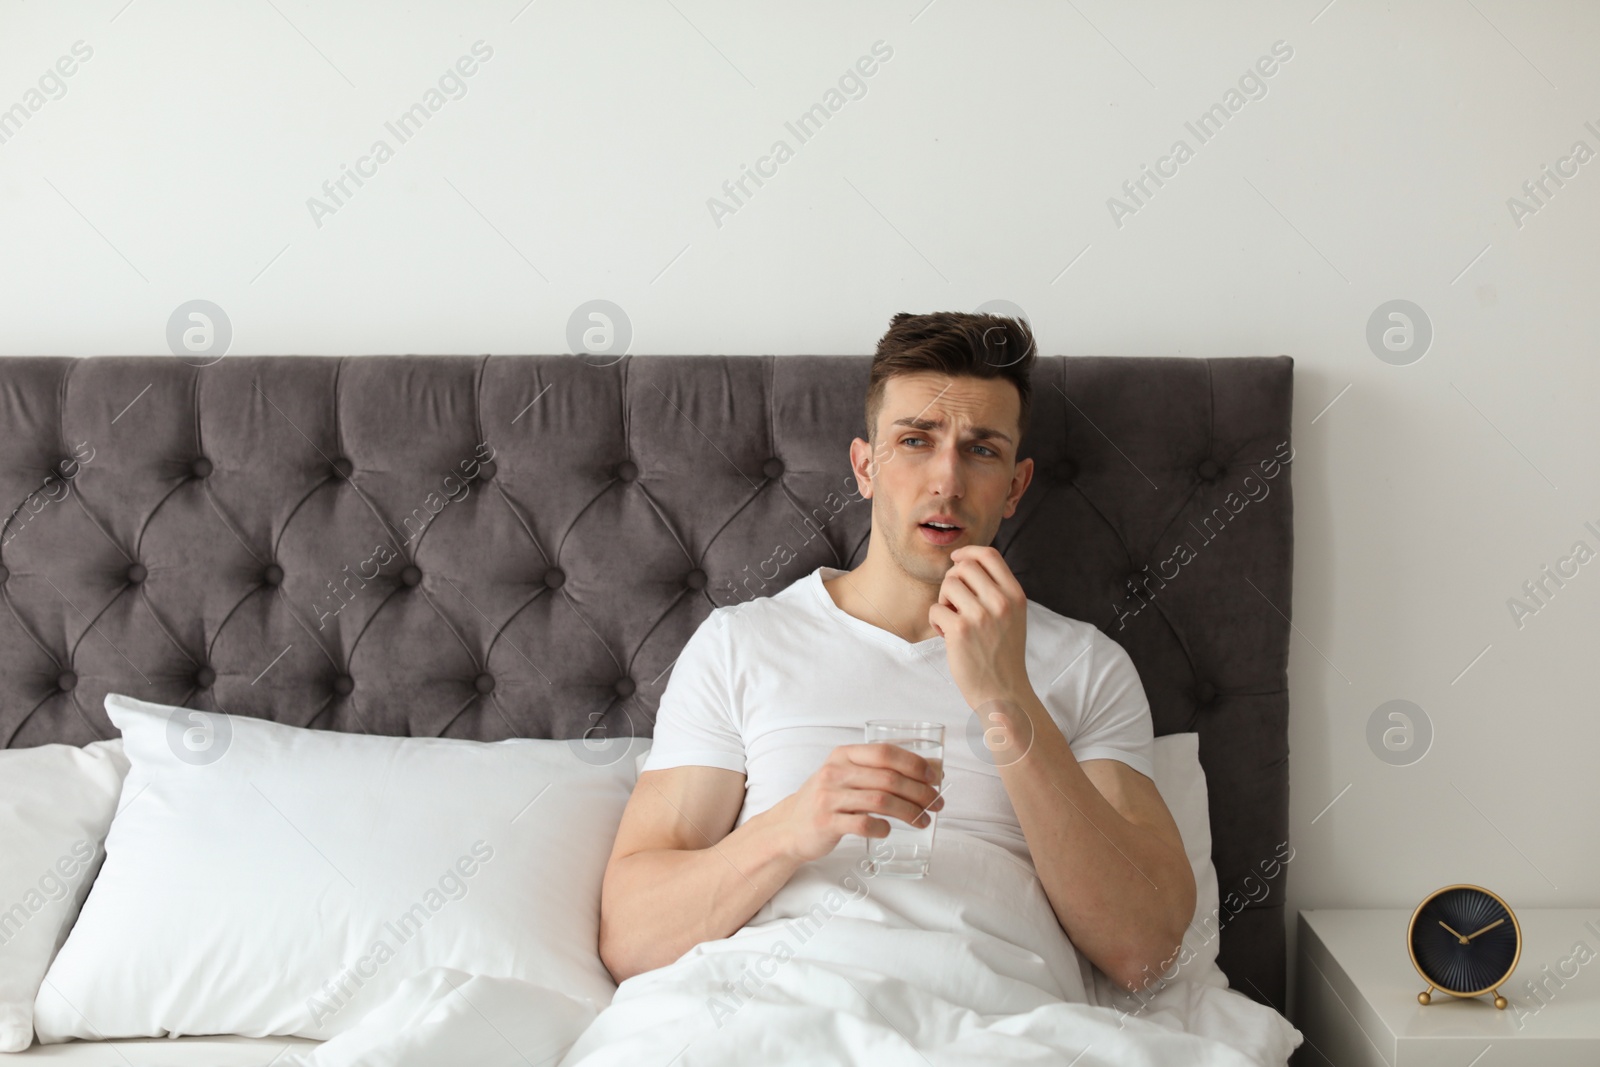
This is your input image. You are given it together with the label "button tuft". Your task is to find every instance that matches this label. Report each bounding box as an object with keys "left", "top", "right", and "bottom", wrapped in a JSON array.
[
  {"left": 685, "top": 568, "right": 707, "bottom": 591},
  {"left": 262, "top": 564, "right": 284, "bottom": 586},
  {"left": 57, "top": 670, "right": 77, "bottom": 692},
  {"left": 0, "top": 564, "right": 8, "bottom": 583},
  {"left": 1197, "top": 681, "right": 1217, "bottom": 703},
  {"left": 543, "top": 568, "right": 566, "bottom": 590},
  {"left": 332, "top": 457, "right": 354, "bottom": 479},
  {"left": 191, "top": 457, "right": 213, "bottom": 479},
  {"left": 1197, "top": 459, "right": 1221, "bottom": 481},
  {"left": 615, "top": 460, "right": 638, "bottom": 483},
  {"left": 333, "top": 674, "right": 354, "bottom": 695},
  {"left": 195, "top": 666, "right": 216, "bottom": 688},
  {"left": 1058, "top": 460, "right": 1078, "bottom": 484},
  {"left": 762, "top": 458, "right": 785, "bottom": 479},
  {"left": 126, "top": 563, "right": 147, "bottom": 585},
  {"left": 474, "top": 460, "right": 496, "bottom": 483},
  {"left": 614, "top": 677, "right": 635, "bottom": 698},
  {"left": 400, "top": 565, "right": 422, "bottom": 587},
  {"left": 475, "top": 673, "right": 496, "bottom": 694}
]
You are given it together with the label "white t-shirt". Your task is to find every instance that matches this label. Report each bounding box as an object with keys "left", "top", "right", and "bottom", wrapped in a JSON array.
[{"left": 640, "top": 565, "right": 1156, "bottom": 866}]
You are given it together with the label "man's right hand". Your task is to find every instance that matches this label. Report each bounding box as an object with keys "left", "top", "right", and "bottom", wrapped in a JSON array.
[
  {"left": 602, "top": 749, "right": 944, "bottom": 983},
  {"left": 773, "top": 743, "right": 946, "bottom": 865}
]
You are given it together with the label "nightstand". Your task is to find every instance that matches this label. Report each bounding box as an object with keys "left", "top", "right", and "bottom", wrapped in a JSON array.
[{"left": 1293, "top": 909, "right": 1600, "bottom": 1067}]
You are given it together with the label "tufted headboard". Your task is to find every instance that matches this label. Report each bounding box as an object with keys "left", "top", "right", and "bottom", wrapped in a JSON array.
[{"left": 0, "top": 353, "right": 1293, "bottom": 1009}]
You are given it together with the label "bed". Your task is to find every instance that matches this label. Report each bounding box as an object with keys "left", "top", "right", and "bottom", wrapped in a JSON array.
[{"left": 0, "top": 353, "right": 1297, "bottom": 1064}]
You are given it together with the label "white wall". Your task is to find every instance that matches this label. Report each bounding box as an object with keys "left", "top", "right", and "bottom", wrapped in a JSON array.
[{"left": 4, "top": 0, "right": 1596, "bottom": 1020}]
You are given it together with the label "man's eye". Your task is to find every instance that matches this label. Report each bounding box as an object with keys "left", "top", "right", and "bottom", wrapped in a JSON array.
[{"left": 901, "top": 436, "right": 997, "bottom": 457}]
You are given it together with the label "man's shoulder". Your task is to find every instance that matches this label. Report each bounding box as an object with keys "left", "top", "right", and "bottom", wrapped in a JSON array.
[
  {"left": 697, "top": 576, "right": 817, "bottom": 638},
  {"left": 1024, "top": 599, "right": 1135, "bottom": 676},
  {"left": 1024, "top": 597, "right": 1100, "bottom": 648}
]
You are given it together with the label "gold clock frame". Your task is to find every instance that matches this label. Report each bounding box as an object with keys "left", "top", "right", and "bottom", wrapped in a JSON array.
[{"left": 1407, "top": 883, "right": 1521, "bottom": 1010}]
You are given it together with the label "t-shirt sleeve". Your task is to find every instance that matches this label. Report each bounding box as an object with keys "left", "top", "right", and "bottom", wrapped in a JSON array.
[
  {"left": 1062, "top": 628, "right": 1155, "bottom": 780},
  {"left": 639, "top": 608, "right": 747, "bottom": 776}
]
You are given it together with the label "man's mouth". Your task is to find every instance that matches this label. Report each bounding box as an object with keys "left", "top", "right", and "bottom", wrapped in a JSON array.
[{"left": 918, "top": 518, "right": 963, "bottom": 546}]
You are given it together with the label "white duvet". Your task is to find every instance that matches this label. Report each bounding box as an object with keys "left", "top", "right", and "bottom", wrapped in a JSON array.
[{"left": 285, "top": 829, "right": 1302, "bottom": 1066}]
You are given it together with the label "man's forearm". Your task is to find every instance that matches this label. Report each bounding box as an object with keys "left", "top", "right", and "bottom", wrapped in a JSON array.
[
  {"left": 598, "top": 802, "right": 805, "bottom": 983},
  {"left": 992, "top": 690, "right": 1193, "bottom": 991}
]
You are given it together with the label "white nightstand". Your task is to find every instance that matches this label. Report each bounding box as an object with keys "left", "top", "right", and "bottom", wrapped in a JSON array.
[{"left": 1294, "top": 909, "right": 1600, "bottom": 1067}]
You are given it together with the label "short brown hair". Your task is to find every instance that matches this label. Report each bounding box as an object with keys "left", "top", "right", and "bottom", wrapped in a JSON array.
[{"left": 865, "top": 311, "right": 1037, "bottom": 450}]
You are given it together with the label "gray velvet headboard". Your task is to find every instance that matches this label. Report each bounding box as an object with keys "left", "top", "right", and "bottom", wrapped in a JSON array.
[{"left": 0, "top": 353, "right": 1293, "bottom": 1010}]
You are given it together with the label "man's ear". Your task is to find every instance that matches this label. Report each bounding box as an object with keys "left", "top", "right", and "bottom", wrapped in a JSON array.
[
  {"left": 1002, "top": 456, "right": 1034, "bottom": 518},
  {"left": 851, "top": 437, "right": 878, "bottom": 499}
]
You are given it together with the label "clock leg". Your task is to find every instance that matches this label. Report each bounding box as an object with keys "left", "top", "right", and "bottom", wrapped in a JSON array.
[
  {"left": 1493, "top": 989, "right": 1507, "bottom": 1010},
  {"left": 1418, "top": 986, "right": 1432, "bottom": 1005}
]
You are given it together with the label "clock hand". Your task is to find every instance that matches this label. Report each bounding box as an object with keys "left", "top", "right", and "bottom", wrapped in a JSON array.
[
  {"left": 1464, "top": 918, "right": 1505, "bottom": 941},
  {"left": 1438, "top": 921, "right": 1470, "bottom": 944}
]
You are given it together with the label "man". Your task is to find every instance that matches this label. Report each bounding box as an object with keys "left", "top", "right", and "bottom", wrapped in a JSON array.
[{"left": 598, "top": 312, "right": 1195, "bottom": 995}]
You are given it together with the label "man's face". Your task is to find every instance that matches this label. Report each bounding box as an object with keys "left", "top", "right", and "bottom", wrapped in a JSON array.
[{"left": 852, "top": 372, "right": 1034, "bottom": 586}]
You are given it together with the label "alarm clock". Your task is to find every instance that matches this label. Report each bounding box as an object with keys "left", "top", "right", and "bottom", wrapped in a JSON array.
[{"left": 1407, "top": 884, "right": 1521, "bottom": 1009}]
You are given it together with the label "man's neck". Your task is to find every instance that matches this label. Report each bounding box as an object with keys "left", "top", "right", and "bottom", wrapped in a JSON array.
[{"left": 823, "top": 561, "right": 943, "bottom": 645}]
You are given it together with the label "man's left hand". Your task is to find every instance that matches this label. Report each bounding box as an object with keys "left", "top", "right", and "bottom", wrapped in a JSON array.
[{"left": 929, "top": 545, "right": 1032, "bottom": 709}]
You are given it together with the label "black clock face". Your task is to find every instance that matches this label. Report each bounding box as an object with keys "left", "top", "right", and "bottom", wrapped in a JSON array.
[{"left": 1411, "top": 888, "right": 1518, "bottom": 994}]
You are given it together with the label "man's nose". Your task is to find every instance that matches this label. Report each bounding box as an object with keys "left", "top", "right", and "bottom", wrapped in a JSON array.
[{"left": 922, "top": 442, "right": 966, "bottom": 496}]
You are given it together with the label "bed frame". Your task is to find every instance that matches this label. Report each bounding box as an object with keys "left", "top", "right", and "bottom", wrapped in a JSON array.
[{"left": 0, "top": 353, "right": 1294, "bottom": 1010}]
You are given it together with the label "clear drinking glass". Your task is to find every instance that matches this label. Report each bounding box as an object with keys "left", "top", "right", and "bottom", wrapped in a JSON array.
[{"left": 863, "top": 720, "right": 945, "bottom": 878}]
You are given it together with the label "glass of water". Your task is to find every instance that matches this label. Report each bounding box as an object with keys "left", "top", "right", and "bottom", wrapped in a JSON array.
[{"left": 863, "top": 720, "right": 944, "bottom": 878}]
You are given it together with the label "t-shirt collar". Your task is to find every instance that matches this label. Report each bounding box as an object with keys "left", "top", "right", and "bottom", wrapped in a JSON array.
[{"left": 808, "top": 566, "right": 947, "bottom": 656}]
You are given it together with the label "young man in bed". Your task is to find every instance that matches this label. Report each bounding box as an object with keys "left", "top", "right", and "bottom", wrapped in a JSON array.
[{"left": 598, "top": 311, "right": 1196, "bottom": 996}]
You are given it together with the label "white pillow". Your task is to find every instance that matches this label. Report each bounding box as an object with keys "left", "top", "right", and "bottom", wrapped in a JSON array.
[
  {"left": 1148, "top": 732, "right": 1227, "bottom": 987},
  {"left": 34, "top": 694, "right": 644, "bottom": 1043},
  {"left": 0, "top": 738, "right": 128, "bottom": 1052}
]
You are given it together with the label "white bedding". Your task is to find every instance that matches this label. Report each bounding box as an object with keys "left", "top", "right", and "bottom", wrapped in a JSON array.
[
  {"left": 0, "top": 1035, "right": 319, "bottom": 1063},
  {"left": 272, "top": 828, "right": 1302, "bottom": 1067}
]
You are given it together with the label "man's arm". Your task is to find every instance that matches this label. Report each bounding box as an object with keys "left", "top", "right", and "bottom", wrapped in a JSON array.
[
  {"left": 599, "top": 745, "right": 946, "bottom": 984},
  {"left": 927, "top": 547, "right": 1195, "bottom": 994},
  {"left": 988, "top": 692, "right": 1196, "bottom": 993},
  {"left": 598, "top": 765, "right": 804, "bottom": 984}
]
